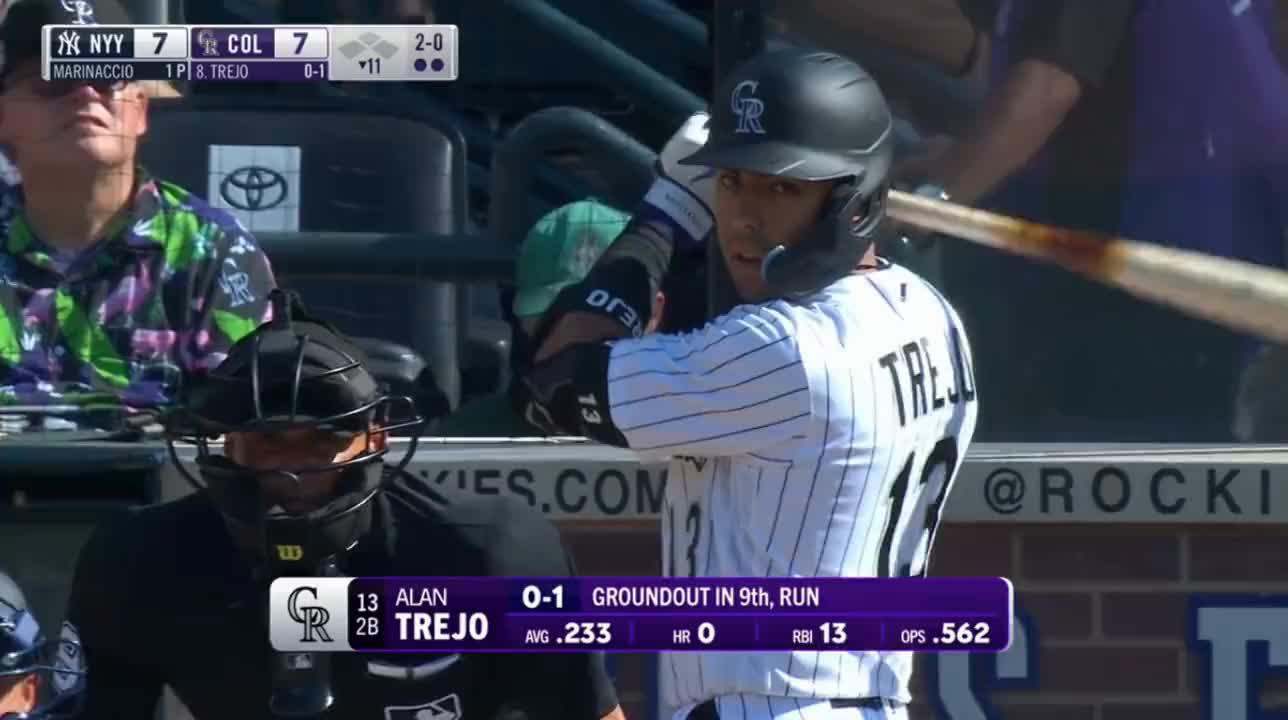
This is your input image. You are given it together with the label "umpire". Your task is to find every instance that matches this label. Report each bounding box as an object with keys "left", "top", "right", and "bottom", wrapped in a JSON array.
[{"left": 64, "top": 290, "right": 624, "bottom": 720}]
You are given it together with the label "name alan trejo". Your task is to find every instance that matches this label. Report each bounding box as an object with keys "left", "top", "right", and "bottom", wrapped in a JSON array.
[{"left": 393, "top": 588, "right": 488, "bottom": 641}]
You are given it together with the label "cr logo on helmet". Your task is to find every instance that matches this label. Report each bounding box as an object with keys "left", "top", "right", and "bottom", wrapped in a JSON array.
[{"left": 731, "top": 80, "right": 765, "bottom": 135}]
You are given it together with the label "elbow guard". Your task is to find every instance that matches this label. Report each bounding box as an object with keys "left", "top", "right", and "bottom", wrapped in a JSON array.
[
  {"left": 519, "top": 341, "right": 627, "bottom": 447},
  {"left": 599, "top": 212, "right": 680, "bottom": 295}
]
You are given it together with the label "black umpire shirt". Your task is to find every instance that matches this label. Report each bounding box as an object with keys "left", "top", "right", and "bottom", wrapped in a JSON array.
[{"left": 65, "top": 476, "right": 620, "bottom": 720}]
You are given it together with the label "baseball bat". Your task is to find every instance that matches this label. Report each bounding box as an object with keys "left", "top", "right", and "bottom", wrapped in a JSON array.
[{"left": 886, "top": 189, "right": 1288, "bottom": 344}]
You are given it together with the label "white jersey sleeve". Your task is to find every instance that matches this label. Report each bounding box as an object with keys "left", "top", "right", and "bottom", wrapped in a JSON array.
[{"left": 605, "top": 305, "right": 815, "bottom": 456}]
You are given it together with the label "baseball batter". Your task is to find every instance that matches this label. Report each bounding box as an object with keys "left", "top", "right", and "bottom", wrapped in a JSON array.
[{"left": 521, "top": 47, "right": 979, "bottom": 720}]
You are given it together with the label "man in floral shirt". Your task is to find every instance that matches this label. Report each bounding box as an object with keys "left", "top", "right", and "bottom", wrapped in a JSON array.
[{"left": 0, "top": 0, "right": 276, "bottom": 422}]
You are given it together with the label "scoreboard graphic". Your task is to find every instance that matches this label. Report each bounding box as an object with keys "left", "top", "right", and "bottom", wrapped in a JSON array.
[
  {"left": 40, "top": 24, "right": 459, "bottom": 83},
  {"left": 267, "top": 576, "right": 1014, "bottom": 654}
]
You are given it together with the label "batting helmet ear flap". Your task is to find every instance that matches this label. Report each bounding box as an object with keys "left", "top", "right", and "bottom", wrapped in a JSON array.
[{"left": 761, "top": 178, "right": 888, "bottom": 300}]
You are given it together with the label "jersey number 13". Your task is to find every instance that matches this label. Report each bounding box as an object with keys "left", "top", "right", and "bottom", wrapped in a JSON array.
[{"left": 877, "top": 436, "right": 959, "bottom": 578}]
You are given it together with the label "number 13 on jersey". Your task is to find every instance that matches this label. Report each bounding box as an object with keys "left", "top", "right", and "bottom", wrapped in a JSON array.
[{"left": 878, "top": 436, "right": 960, "bottom": 579}]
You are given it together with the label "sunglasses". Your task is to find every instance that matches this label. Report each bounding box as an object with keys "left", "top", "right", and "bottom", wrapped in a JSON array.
[{"left": 6, "top": 75, "right": 128, "bottom": 99}]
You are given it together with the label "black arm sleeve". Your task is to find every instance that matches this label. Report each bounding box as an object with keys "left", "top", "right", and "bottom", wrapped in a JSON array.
[
  {"left": 65, "top": 520, "right": 166, "bottom": 719},
  {"left": 1010, "top": 0, "right": 1135, "bottom": 88},
  {"left": 486, "top": 501, "right": 621, "bottom": 720},
  {"left": 596, "top": 209, "right": 681, "bottom": 301}
]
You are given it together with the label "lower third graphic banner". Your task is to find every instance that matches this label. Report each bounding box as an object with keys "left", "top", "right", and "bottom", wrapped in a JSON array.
[{"left": 268, "top": 577, "right": 1012, "bottom": 654}]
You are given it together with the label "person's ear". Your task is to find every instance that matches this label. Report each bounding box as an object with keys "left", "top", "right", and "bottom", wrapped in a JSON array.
[
  {"left": 134, "top": 88, "right": 149, "bottom": 135},
  {"left": 12, "top": 673, "right": 39, "bottom": 711}
]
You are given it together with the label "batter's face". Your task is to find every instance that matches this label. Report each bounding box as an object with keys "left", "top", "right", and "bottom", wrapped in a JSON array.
[
  {"left": 0, "top": 59, "right": 148, "bottom": 172},
  {"left": 0, "top": 673, "right": 38, "bottom": 716},
  {"left": 225, "top": 427, "right": 386, "bottom": 514},
  {"left": 714, "top": 169, "right": 834, "bottom": 302}
]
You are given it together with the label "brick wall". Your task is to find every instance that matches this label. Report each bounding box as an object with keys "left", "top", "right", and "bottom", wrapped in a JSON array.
[
  {"left": 560, "top": 521, "right": 1288, "bottom": 720},
  {"left": 922, "top": 523, "right": 1288, "bottom": 719}
]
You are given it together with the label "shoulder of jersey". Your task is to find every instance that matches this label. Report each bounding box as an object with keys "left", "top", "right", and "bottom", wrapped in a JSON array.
[{"left": 846, "top": 262, "right": 937, "bottom": 302}]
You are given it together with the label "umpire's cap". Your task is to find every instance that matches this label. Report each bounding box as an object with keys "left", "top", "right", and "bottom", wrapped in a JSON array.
[{"left": 681, "top": 46, "right": 895, "bottom": 298}]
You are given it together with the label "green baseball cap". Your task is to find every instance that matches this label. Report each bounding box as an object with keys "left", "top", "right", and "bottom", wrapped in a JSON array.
[{"left": 512, "top": 199, "right": 630, "bottom": 318}]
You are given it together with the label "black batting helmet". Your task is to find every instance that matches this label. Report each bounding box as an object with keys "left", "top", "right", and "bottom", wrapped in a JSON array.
[
  {"left": 0, "top": 571, "right": 87, "bottom": 720},
  {"left": 164, "top": 290, "right": 423, "bottom": 575},
  {"left": 680, "top": 46, "right": 895, "bottom": 298}
]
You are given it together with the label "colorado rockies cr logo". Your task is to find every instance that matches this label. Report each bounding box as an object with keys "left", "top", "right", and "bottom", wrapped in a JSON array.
[
  {"left": 731, "top": 80, "right": 765, "bottom": 135},
  {"left": 286, "top": 586, "right": 333, "bottom": 643}
]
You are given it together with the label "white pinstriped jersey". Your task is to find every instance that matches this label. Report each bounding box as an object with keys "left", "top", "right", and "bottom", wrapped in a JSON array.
[{"left": 605, "top": 261, "right": 978, "bottom": 709}]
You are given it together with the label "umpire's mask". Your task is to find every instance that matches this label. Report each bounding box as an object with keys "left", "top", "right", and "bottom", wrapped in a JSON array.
[{"left": 164, "top": 290, "right": 423, "bottom": 576}]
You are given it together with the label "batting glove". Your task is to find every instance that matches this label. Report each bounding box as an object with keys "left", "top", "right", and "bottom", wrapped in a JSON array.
[
  {"left": 518, "top": 343, "right": 577, "bottom": 436},
  {"left": 640, "top": 111, "right": 715, "bottom": 249}
]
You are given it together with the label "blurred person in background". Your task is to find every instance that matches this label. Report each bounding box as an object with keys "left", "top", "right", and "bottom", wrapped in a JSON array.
[
  {"left": 0, "top": 80, "right": 181, "bottom": 194},
  {"left": 770, "top": 0, "right": 978, "bottom": 76},
  {"left": 0, "top": 0, "right": 179, "bottom": 192},
  {"left": 672, "top": 0, "right": 986, "bottom": 148},
  {"left": 0, "top": 0, "right": 276, "bottom": 424},
  {"left": 438, "top": 199, "right": 665, "bottom": 436},
  {"left": 893, "top": 0, "right": 1288, "bottom": 441}
]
